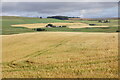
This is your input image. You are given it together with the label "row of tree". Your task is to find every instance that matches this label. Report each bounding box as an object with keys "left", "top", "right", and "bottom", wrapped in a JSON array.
[
  {"left": 38, "top": 16, "right": 80, "bottom": 20},
  {"left": 47, "top": 16, "right": 80, "bottom": 20},
  {"left": 68, "top": 17, "right": 80, "bottom": 18},
  {"left": 47, "top": 16, "right": 69, "bottom": 20}
]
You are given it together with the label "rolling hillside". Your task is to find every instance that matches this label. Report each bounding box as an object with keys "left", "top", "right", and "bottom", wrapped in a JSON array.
[
  {"left": 2, "top": 16, "right": 119, "bottom": 35},
  {"left": 2, "top": 32, "right": 118, "bottom": 78}
]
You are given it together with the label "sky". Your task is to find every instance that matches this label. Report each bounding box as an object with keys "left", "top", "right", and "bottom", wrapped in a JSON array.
[{"left": 1, "top": 1, "right": 119, "bottom": 18}]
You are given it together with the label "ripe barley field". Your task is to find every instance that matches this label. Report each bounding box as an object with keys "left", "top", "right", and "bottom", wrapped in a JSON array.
[
  {"left": 2, "top": 32, "right": 118, "bottom": 78},
  {"left": 11, "top": 23, "right": 109, "bottom": 29},
  {"left": 11, "top": 23, "right": 88, "bottom": 28}
]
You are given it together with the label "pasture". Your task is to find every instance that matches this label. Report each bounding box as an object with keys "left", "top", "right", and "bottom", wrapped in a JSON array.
[{"left": 2, "top": 32, "right": 118, "bottom": 78}]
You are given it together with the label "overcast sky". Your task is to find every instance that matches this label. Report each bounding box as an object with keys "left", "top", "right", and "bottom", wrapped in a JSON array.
[{"left": 1, "top": 2, "right": 118, "bottom": 18}]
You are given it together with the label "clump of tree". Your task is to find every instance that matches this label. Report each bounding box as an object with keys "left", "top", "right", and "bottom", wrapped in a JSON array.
[
  {"left": 89, "top": 24, "right": 96, "bottom": 26},
  {"left": 116, "top": 30, "right": 120, "bottom": 32},
  {"left": 47, "top": 16, "right": 69, "bottom": 20},
  {"left": 46, "top": 24, "right": 54, "bottom": 27},
  {"left": 33, "top": 28, "right": 46, "bottom": 31},
  {"left": 98, "top": 20, "right": 110, "bottom": 23},
  {"left": 61, "top": 26, "right": 67, "bottom": 27},
  {"left": 68, "top": 17, "right": 80, "bottom": 18},
  {"left": 39, "top": 17, "right": 42, "bottom": 19}
]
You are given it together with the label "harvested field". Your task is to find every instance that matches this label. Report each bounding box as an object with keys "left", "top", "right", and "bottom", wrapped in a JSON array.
[{"left": 2, "top": 32, "right": 118, "bottom": 78}]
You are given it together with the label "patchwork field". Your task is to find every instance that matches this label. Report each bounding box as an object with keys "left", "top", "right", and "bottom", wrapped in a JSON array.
[
  {"left": 11, "top": 23, "right": 87, "bottom": 28},
  {"left": 2, "top": 16, "right": 70, "bottom": 35},
  {"left": 11, "top": 23, "right": 109, "bottom": 29},
  {"left": 2, "top": 32, "right": 118, "bottom": 78},
  {"left": 2, "top": 16, "right": 118, "bottom": 35}
]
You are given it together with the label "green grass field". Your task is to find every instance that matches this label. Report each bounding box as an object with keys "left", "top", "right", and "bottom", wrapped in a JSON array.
[{"left": 2, "top": 16, "right": 119, "bottom": 35}]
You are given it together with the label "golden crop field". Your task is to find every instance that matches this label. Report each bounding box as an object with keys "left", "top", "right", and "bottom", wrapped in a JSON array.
[
  {"left": 2, "top": 32, "right": 118, "bottom": 78},
  {"left": 11, "top": 23, "right": 108, "bottom": 29}
]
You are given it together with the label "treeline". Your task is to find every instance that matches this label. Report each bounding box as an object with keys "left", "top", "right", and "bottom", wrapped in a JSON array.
[
  {"left": 68, "top": 17, "right": 80, "bottom": 18},
  {"left": 47, "top": 16, "right": 69, "bottom": 20},
  {"left": 47, "top": 16, "right": 80, "bottom": 20},
  {"left": 38, "top": 16, "right": 80, "bottom": 20}
]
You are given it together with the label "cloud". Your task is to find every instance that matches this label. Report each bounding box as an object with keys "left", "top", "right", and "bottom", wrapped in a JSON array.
[
  {"left": 1, "top": 0, "right": 119, "bottom": 2},
  {"left": 1, "top": 2, "right": 118, "bottom": 18}
]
